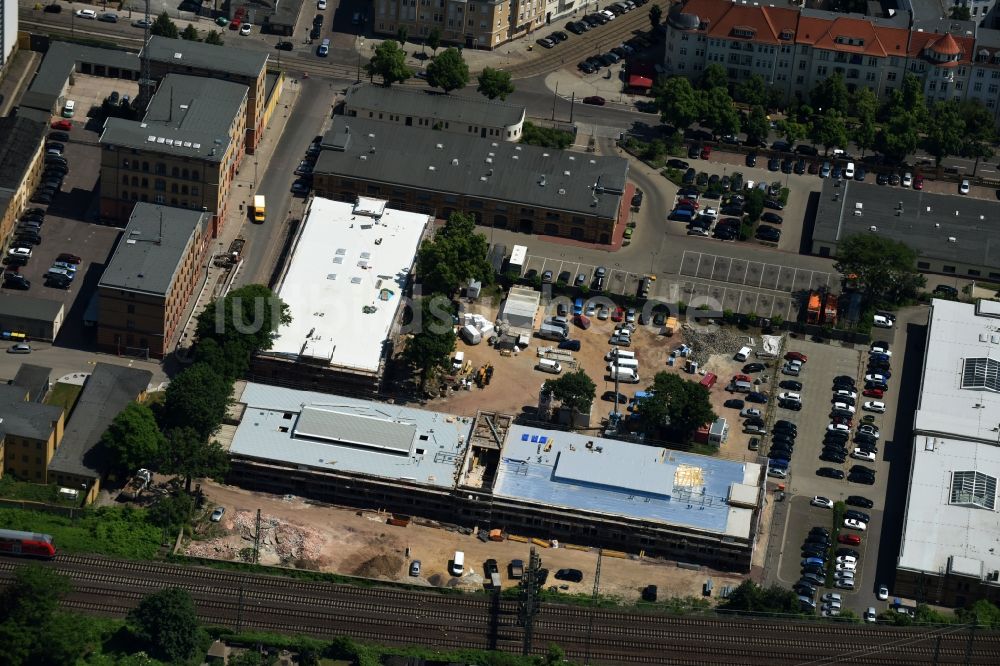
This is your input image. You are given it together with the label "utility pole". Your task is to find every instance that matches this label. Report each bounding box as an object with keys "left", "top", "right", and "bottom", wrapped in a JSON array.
[
  {"left": 584, "top": 549, "right": 602, "bottom": 666},
  {"left": 551, "top": 82, "right": 558, "bottom": 122},
  {"left": 253, "top": 508, "right": 262, "bottom": 564},
  {"left": 518, "top": 546, "right": 542, "bottom": 657}
]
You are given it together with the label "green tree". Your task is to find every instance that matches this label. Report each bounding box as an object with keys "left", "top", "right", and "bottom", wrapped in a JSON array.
[
  {"left": 204, "top": 30, "right": 224, "bottom": 46},
  {"left": 163, "top": 364, "right": 233, "bottom": 440},
  {"left": 193, "top": 336, "right": 250, "bottom": 381},
  {"left": 543, "top": 369, "right": 596, "bottom": 414},
  {"left": 924, "top": 100, "right": 965, "bottom": 166},
  {"left": 834, "top": 233, "right": 926, "bottom": 305},
  {"left": 196, "top": 284, "right": 291, "bottom": 365},
  {"left": 396, "top": 25, "right": 409, "bottom": 45},
  {"left": 655, "top": 76, "right": 702, "bottom": 132},
  {"left": 776, "top": 118, "right": 807, "bottom": 146},
  {"left": 851, "top": 87, "right": 878, "bottom": 157},
  {"left": 958, "top": 100, "right": 996, "bottom": 172},
  {"left": 99, "top": 402, "right": 167, "bottom": 477},
  {"left": 366, "top": 40, "right": 412, "bottom": 86},
  {"left": 521, "top": 122, "right": 573, "bottom": 148},
  {"left": 426, "top": 27, "right": 442, "bottom": 54},
  {"left": 403, "top": 296, "right": 456, "bottom": 389},
  {"left": 810, "top": 71, "right": 849, "bottom": 115},
  {"left": 415, "top": 212, "right": 492, "bottom": 295},
  {"left": 701, "top": 87, "right": 740, "bottom": 138},
  {"left": 735, "top": 74, "right": 767, "bottom": 107},
  {"left": 159, "top": 426, "right": 230, "bottom": 492},
  {"left": 810, "top": 108, "right": 848, "bottom": 154},
  {"left": 744, "top": 188, "right": 765, "bottom": 223},
  {"left": 147, "top": 490, "right": 195, "bottom": 530},
  {"left": 180, "top": 23, "right": 199, "bottom": 41},
  {"left": 636, "top": 373, "right": 717, "bottom": 442},
  {"left": 877, "top": 111, "right": 921, "bottom": 163},
  {"left": 648, "top": 4, "right": 662, "bottom": 29},
  {"left": 882, "top": 74, "right": 927, "bottom": 125},
  {"left": 426, "top": 47, "right": 469, "bottom": 93},
  {"left": 950, "top": 5, "right": 971, "bottom": 19},
  {"left": 150, "top": 11, "right": 178, "bottom": 39},
  {"left": 722, "top": 580, "right": 799, "bottom": 614},
  {"left": 128, "top": 588, "right": 204, "bottom": 662},
  {"left": 743, "top": 105, "right": 769, "bottom": 146},
  {"left": 476, "top": 67, "right": 515, "bottom": 100},
  {"left": 957, "top": 599, "right": 1000, "bottom": 627},
  {"left": 698, "top": 63, "right": 728, "bottom": 91}
]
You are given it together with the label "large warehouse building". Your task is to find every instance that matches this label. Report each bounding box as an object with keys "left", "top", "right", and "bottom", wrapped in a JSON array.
[
  {"left": 897, "top": 299, "right": 1000, "bottom": 606},
  {"left": 225, "top": 383, "right": 764, "bottom": 571},
  {"left": 249, "top": 197, "right": 430, "bottom": 396}
]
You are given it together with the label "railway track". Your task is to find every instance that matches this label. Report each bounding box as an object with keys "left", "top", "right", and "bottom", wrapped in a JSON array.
[{"left": 3, "top": 555, "right": 999, "bottom": 664}]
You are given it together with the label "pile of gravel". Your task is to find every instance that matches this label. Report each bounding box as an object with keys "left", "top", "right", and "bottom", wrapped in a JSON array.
[{"left": 681, "top": 324, "right": 754, "bottom": 367}]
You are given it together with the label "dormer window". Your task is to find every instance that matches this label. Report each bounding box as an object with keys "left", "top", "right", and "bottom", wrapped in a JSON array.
[
  {"left": 731, "top": 26, "right": 756, "bottom": 39},
  {"left": 834, "top": 36, "right": 865, "bottom": 47},
  {"left": 780, "top": 29, "right": 794, "bottom": 41}
]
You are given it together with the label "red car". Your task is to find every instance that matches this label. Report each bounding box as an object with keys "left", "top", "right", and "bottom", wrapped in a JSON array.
[
  {"left": 732, "top": 374, "right": 751, "bottom": 383},
  {"left": 701, "top": 145, "right": 712, "bottom": 159},
  {"left": 677, "top": 198, "right": 700, "bottom": 209},
  {"left": 56, "top": 253, "right": 82, "bottom": 264},
  {"left": 863, "top": 388, "right": 884, "bottom": 398},
  {"left": 611, "top": 307, "right": 625, "bottom": 322},
  {"left": 838, "top": 533, "right": 862, "bottom": 546},
  {"left": 785, "top": 351, "right": 808, "bottom": 363},
  {"left": 51, "top": 119, "right": 72, "bottom": 131},
  {"left": 914, "top": 175, "right": 924, "bottom": 190}
]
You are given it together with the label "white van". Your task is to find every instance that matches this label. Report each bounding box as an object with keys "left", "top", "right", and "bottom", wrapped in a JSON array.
[
  {"left": 62, "top": 100, "right": 76, "bottom": 117},
  {"left": 537, "top": 358, "right": 562, "bottom": 374},
  {"left": 608, "top": 366, "right": 640, "bottom": 384},
  {"left": 605, "top": 349, "right": 636, "bottom": 362},
  {"left": 844, "top": 162, "right": 855, "bottom": 179},
  {"left": 734, "top": 346, "right": 752, "bottom": 362},
  {"left": 607, "top": 358, "right": 639, "bottom": 370},
  {"left": 450, "top": 550, "right": 464, "bottom": 576}
]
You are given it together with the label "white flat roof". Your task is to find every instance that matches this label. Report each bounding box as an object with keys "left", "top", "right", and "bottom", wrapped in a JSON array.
[
  {"left": 267, "top": 197, "right": 428, "bottom": 373},
  {"left": 913, "top": 299, "right": 1000, "bottom": 443},
  {"left": 900, "top": 299, "right": 1000, "bottom": 578},
  {"left": 899, "top": 435, "right": 1000, "bottom": 577}
]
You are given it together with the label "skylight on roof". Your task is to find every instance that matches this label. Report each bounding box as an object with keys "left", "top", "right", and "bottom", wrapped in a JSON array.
[
  {"left": 951, "top": 470, "right": 997, "bottom": 510},
  {"left": 961, "top": 357, "right": 1000, "bottom": 392}
]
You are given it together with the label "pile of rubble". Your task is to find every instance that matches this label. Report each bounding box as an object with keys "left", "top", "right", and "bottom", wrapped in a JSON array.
[
  {"left": 185, "top": 510, "right": 326, "bottom": 565},
  {"left": 680, "top": 324, "right": 754, "bottom": 366}
]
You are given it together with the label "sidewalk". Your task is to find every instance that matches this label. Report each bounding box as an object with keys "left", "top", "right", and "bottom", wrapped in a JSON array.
[{"left": 170, "top": 79, "right": 302, "bottom": 355}]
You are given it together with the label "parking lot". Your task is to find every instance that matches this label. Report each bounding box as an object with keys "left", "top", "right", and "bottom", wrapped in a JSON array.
[
  {"left": 521, "top": 254, "right": 648, "bottom": 297},
  {"left": 680, "top": 251, "right": 834, "bottom": 294}
]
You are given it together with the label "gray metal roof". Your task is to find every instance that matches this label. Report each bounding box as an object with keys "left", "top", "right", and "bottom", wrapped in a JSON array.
[
  {"left": 493, "top": 424, "right": 762, "bottom": 537},
  {"left": 99, "top": 203, "right": 207, "bottom": 296},
  {"left": 812, "top": 179, "right": 1000, "bottom": 270},
  {"left": 0, "top": 294, "right": 65, "bottom": 321},
  {"left": 343, "top": 84, "right": 525, "bottom": 130},
  {"left": 48, "top": 363, "right": 152, "bottom": 479},
  {"left": 230, "top": 383, "right": 474, "bottom": 489},
  {"left": 11, "top": 364, "right": 52, "bottom": 403},
  {"left": 315, "top": 117, "right": 628, "bottom": 220},
  {"left": 99, "top": 74, "right": 247, "bottom": 161},
  {"left": 23, "top": 41, "right": 139, "bottom": 112},
  {"left": 143, "top": 35, "right": 267, "bottom": 79},
  {"left": 0, "top": 116, "right": 46, "bottom": 189},
  {"left": 0, "top": 384, "right": 63, "bottom": 442}
]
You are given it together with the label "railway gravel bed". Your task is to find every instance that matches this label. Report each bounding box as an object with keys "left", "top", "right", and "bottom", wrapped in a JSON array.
[{"left": 3, "top": 556, "right": 999, "bottom": 665}]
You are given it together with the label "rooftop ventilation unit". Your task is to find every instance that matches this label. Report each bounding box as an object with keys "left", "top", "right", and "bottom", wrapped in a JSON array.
[
  {"left": 869, "top": 225, "right": 877, "bottom": 232},
  {"left": 435, "top": 143, "right": 443, "bottom": 149},
  {"left": 451, "top": 158, "right": 459, "bottom": 165},
  {"left": 564, "top": 170, "right": 570, "bottom": 176},
  {"left": 485, "top": 157, "right": 493, "bottom": 164},
  {"left": 428, "top": 165, "right": 436, "bottom": 171},
  {"left": 538, "top": 175, "right": 547, "bottom": 186},
  {"left": 949, "top": 237, "right": 957, "bottom": 242}
]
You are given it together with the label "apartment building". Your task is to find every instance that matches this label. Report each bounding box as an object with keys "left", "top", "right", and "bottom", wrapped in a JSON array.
[
  {"left": 0, "top": 116, "right": 46, "bottom": 249},
  {"left": 98, "top": 74, "right": 248, "bottom": 235},
  {"left": 96, "top": 204, "right": 210, "bottom": 359},
  {"left": 0, "top": 383, "right": 65, "bottom": 484},
  {"left": 312, "top": 116, "right": 628, "bottom": 244},
  {"left": 663, "top": 0, "right": 999, "bottom": 122},
  {"left": 372, "top": 0, "right": 558, "bottom": 50},
  {"left": 142, "top": 36, "right": 268, "bottom": 153},
  {"left": 1, "top": 0, "right": 18, "bottom": 79}
]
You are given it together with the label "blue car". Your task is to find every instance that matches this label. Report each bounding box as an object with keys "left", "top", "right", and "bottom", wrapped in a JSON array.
[
  {"left": 801, "top": 557, "right": 826, "bottom": 567},
  {"left": 573, "top": 298, "right": 584, "bottom": 316},
  {"left": 747, "top": 391, "right": 769, "bottom": 404},
  {"left": 769, "top": 456, "right": 790, "bottom": 467}
]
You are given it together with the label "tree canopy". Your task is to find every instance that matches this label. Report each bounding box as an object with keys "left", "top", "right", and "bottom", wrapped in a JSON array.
[
  {"left": 477, "top": 67, "right": 515, "bottom": 100},
  {"left": 924, "top": 100, "right": 965, "bottom": 166},
  {"left": 743, "top": 105, "right": 769, "bottom": 146},
  {"left": 426, "top": 27, "right": 442, "bottom": 54},
  {"left": 655, "top": 76, "right": 702, "bottom": 132},
  {"left": 809, "top": 71, "right": 849, "bottom": 115},
  {"left": 544, "top": 369, "right": 597, "bottom": 414},
  {"left": 128, "top": 587, "right": 205, "bottom": 662},
  {"left": 180, "top": 24, "right": 199, "bottom": 41},
  {"left": 415, "top": 212, "right": 493, "bottom": 295},
  {"left": 851, "top": 87, "right": 878, "bottom": 157},
  {"left": 698, "top": 63, "right": 728, "bottom": 91},
  {"left": 366, "top": 40, "right": 412, "bottom": 86},
  {"left": 649, "top": 4, "right": 662, "bottom": 29},
  {"left": 744, "top": 187, "right": 765, "bottom": 223},
  {"left": 159, "top": 426, "right": 230, "bottom": 492},
  {"left": 635, "top": 373, "right": 717, "bottom": 442},
  {"left": 426, "top": 47, "right": 470, "bottom": 93},
  {"left": 195, "top": 284, "right": 290, "bottom": 365},
  {"left": 163, "top": 363, "right": 233, "bottom": 440},
  {"left": 151, "top": 11, "right": 178, "bottom": 38},
  {"left": 833, "top": 233, "right": 926, "bottom": 305},
  {"left": 722, "top": 580, "right": 800, "bottom": 615},
  {"left": 99, "top": 402, "right": 167, "bottom": 477},
  {"left": 735, "top": 75, "right": 767, "bottom": 108},
  {"left": 204, "top": 30, "right": 224, "bottom": 46},
  {"left": 810, "top": 108, "right": 848, "bottom": 154},
  {"left": 701, "top": 87, "right": 740, "bottom": 138},
  {"left": 403, "top": 296, "right": 456, "bottom": 388}
]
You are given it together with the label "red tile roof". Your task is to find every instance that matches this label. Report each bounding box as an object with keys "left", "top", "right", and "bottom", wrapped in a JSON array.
[
  {"left": 706, "top": 4, "right": 799, "bottom": 45},
  {"left": 909, "top": 29, "right": 975, "bottom": 65},
  {"left": 797, "top": 16, "right": 908, "bottom": 57}
]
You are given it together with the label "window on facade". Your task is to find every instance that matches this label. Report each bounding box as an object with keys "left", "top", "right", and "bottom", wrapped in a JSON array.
[
  {"left": 943, "top": 265, "right": 955, "bottom": 273},
  {"left": 155, "top": 163, "right": 166, "bottom": 175},
  {"left": 171, "top": 166, "right": 179, "bottom": 177},
  {"left": 154, "top": 179, "right": 166, "bottom": 191},
  {"left": 170, "top": 183, "right": 178, "bottom": 193},
  {"left": 122, "top": 175, "right": 129, "bottom": 184},
  {"left": 917, "top": 261, "right": 930, "bottom": 269}
]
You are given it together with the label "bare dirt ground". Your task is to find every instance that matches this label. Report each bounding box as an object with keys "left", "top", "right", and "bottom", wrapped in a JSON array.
[{"left": 191, "top": 481, "right": 745, "bottom": 602}]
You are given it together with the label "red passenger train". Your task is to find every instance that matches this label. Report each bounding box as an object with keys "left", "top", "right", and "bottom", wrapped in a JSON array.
[{"left": 0, "top": 528, "right": 57, "bottom": 559}]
